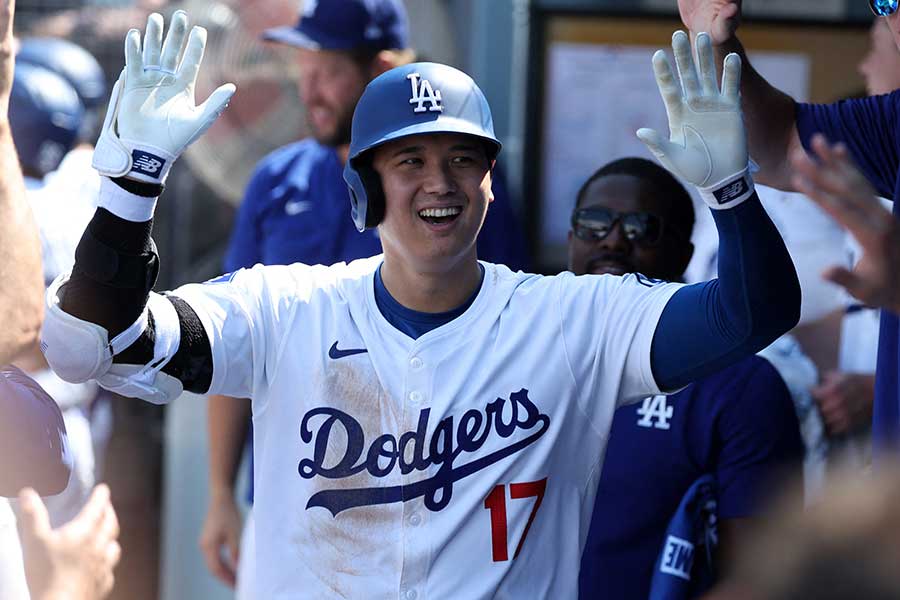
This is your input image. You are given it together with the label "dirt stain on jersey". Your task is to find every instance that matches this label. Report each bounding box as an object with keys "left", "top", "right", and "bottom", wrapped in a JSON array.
[{"left": 294, "top": 358, "right": 403, "bottom": 597}]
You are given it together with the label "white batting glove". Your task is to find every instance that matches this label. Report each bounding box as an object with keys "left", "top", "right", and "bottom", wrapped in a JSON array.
[
  {"left": 637, "top": 31, "right": 753, "bottom": 209},
  {"left": 93, "top": 11, "right": 235, "bottom": 187}
]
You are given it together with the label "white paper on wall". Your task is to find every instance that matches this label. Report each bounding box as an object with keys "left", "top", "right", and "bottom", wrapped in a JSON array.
[{"left": 540, "top": 41, "right": 811, "bottom": 263}]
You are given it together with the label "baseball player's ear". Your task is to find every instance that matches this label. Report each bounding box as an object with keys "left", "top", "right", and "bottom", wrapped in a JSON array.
[
  {"left": 486, "top": 165, "right": 495, "bottom": 204},
  {"left": 370, "top": 50, "right": 396, "bottom": 78}
]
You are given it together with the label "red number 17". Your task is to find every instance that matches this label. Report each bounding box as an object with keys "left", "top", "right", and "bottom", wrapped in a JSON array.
[{"left": 483, "top": 477, "right": 548, "bottom": 562}]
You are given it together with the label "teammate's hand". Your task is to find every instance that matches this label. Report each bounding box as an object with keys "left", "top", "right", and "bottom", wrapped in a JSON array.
[
  {"left": 17, "top": 484, "right": 121, "bottom": 600},
  {"left": 638, "top": 31, "right": 752, "bottom": 209},
  {"left": 678, "top": 0, "right": 741, "bottom": 45},
  {"left": 811, "top": 371, "right": 876, "bottom": 436},
  {"left": 199, "top": 490, "right": 242, "bottom": 588},
  {"left": 792, "top": 134, "right": 900, "bottom": 314},
  {"left": 92, "top": 10, "right": 236, "bottom": 185}
]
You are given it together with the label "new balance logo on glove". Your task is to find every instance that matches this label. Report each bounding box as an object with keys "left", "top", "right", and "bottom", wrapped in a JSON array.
[
  {"left": 714, "top": 178, "right": 749, "bottom": 205},
  {"left": 131, "top": 150, "right": 166, "bottom": 177}
]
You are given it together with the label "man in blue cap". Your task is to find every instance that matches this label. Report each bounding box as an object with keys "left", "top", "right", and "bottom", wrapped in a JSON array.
[{"left": 199, "top": 1, "right": 530, "bottom": 593}]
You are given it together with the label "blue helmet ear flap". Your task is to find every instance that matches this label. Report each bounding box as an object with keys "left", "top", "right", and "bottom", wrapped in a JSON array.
[
  {"left": 359, "top": 165, "right": 386, "bottom": 229},
  {"left": 344, "top": 157, "right": 385, "bottom": 231}
]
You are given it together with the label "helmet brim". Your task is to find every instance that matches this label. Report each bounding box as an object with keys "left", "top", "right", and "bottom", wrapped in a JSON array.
[{"left": 349, "top": 116, "right": 501, "bottom": 164}]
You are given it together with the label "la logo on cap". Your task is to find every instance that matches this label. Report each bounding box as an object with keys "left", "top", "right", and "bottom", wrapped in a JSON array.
[
  {"left": 407, "top": 73, "right": 442, "bottom": 113},
  {"left": 302, "top": 0, "right": 318, "bottom": 18}
]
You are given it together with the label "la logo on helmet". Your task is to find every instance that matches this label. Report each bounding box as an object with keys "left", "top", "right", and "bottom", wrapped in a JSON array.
[{"left": 407, "top": 73, "right": 443, "bottom": 113}]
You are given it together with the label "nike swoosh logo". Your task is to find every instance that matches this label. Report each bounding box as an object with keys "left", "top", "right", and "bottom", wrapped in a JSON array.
[
  {"left": 328, "top": 342, "right": 367, "bottom": 360},
  {"left": 285, "top": 200, "right": 312, "bottom": 216}
]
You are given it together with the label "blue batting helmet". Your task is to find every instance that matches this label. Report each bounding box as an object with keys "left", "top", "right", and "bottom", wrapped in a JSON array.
[
  {"left": 343, "top": 62, "right": 501, "bottom": 231},
  {"left": 10, "top": 63, "right": 84, "bottom": 178},
  {"left": 17, "top": 38, "right": 107, "bottom": 110}
]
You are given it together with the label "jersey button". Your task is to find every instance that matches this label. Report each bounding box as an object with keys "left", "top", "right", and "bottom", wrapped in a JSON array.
[
  {"left": 403, "top": 590, "right": 417, "bottom": 600},
  {"left": 410, "top": 356, "right": 423, "bottom": 369},
  {"left": 408, "top": 513, "right": 421, "bottom": 526},
  {"left": 408, "top": 391, "right": 423, "bottom": 405}
]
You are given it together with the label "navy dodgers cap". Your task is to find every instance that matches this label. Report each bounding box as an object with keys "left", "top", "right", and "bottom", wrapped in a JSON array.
[{"left": 262, "top": 0, "right": 409, "bottom": 51}]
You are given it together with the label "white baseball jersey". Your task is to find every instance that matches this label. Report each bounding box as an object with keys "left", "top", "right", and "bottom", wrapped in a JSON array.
[{"left": 174, "top": 256, "right": 681, "bottom": 599}]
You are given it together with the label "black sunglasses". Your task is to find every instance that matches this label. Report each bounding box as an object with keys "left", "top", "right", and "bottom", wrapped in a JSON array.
[
  {"left": 571, "top": 207, "right": 674, "bottom": 246},
  {"left": 871, "top": 0, "right": 899, "bottom": 16}
]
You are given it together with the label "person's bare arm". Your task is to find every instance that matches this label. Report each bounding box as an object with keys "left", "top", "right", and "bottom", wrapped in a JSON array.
[
  {"left": 199, "top": 394, "right": 250, "bottom": 587},
  {"left": 0, "top": 0, "right": 43, "bottom": 364},
  {"left": 678, "top": 0, "right": 804, "bottom": 190}
]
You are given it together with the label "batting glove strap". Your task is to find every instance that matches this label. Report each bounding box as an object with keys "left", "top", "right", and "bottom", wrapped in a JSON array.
[
  {"left": 698, "top": 167, "right": 755, "bottom": 210},
  {"left": 97, "top": 176, "right": 158, "bottom": 222},
  {"left": 115, "top": 141, "right": 176, "bottom": 185}
]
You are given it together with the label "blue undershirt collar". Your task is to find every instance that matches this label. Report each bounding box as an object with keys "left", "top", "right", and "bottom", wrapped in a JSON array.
[{"left": 374, "top": 263, "right": 485, "bottom": 340}]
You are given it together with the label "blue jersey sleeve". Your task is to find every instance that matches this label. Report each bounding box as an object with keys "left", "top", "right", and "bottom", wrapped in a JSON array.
[
  {"left": 795, "top": 94, "right": 900, "bottom": 199},
  {"left": 0, "top": 366, "right": 71, "bottom": 497},
  {"left": 477, "top": 164, "right": 531, "bottom": 271},
  {"left": 651, "top": 195, "right": 801, "bottom": 390},
  {"left": 714, "top": 358, "right": 804, "bottom": 518}
]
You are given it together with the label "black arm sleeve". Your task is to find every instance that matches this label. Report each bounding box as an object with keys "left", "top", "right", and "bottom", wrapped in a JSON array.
[{"left": 61, "top": 207, "right": 214, "bottom": 393}]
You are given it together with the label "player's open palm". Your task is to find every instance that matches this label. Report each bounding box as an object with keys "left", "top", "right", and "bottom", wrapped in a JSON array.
[
  {"left": 678, "top": 0, "right": 741, "bottom": 45},
  {"left": 92, "top": 10, "right": 235, "bottom": 184},
  {"left": 792, "top": 135, "right": 900, "bottom": 313},
  {"left": 638, "top": 31, "right": 747, "bottom": 192}
]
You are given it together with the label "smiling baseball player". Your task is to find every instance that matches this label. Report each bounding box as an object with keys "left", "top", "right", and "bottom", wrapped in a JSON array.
[{"left": 41, "top": 12, "right": 799, "bottom": 598}]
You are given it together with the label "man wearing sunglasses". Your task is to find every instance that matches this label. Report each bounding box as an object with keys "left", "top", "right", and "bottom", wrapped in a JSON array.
[
  {"left": 568, "top": 159, "right": 694, "bottom": 281},
  {"left": 679, "top": 0, "right": 900, "bottom": 455},
  {"left": 570, "top": 157, "right": 804, "bottom": 600}
]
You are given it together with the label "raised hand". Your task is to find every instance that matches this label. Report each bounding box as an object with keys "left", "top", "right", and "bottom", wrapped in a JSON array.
[
  {"left": 791, "top": 134, "right": 900, "bottom": 314},
  {"left": 638, "top": 31, "right": 752, "bottom": 209},
  {"left": 677, "top": 0, "right": 742, "bottom": 45},
  {"left": 92, "top": 10, "right": 236, "bottom": 185}
]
